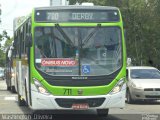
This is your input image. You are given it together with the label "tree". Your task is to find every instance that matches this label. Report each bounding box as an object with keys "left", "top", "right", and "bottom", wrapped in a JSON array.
[
  {"left": 0, "top": 30, "right": 11, "bottom": 67},
  {"left": 68, "top": 0, "right": 160, "bottom": 69},
  {"left": 121, "top": 0, "right": 160, "bottom": 68}
]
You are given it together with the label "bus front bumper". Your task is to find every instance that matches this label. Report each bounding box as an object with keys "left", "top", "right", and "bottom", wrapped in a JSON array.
[{"left": 30, "top": 89, "right": 126, "bottom": 110}]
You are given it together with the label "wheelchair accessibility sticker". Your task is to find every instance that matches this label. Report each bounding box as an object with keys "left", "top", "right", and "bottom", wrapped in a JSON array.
[{"left": 82, "top": 65, "right": 90, "bottom": 74}]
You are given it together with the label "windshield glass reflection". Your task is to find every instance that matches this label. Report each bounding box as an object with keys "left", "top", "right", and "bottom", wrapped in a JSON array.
[
  {"left": 131, "top": 69, "right": 160, "bottom": 79},
  {"left": 34, "top": 26, "right": 122, "bottom": 76}
]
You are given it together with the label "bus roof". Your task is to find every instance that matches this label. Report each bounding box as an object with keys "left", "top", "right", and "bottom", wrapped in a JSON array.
[
  {"left": 34, "top": 6, "right": 119, "bottom": 11},
  {"left": 13, "top": 6, "right": 120, "bottom": 31},
  {"left": 13, "top": 15, "right": 31, "bottom": 31}
]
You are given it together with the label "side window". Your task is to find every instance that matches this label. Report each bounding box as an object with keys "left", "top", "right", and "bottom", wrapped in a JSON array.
[
  {"left": 21, "top": 26, "right": 25, "bottom": 57},
  {"left": 17, "top": 31, "right": 21, "bottom": 59},
  {"left": 22, "top": 24, "right": 27, "bottom": 58},
  {"left": 19, "top": 29, "right": 23, "bottom": 59},
  {"left": 25, "top": 19, "right": 31, "bottom": 57},
  {"left": 13, "top": 32, "right": 17, "bottom": 58}
]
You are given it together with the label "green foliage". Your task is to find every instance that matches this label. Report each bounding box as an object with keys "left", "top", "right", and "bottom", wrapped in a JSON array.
[
  {"left": 68, "top": 0, "right": 160, "bottom": 69},
  {"left": 120, "top": 0, "right": 160, "bottom": 68},
  {"left": 0, "top": 30, "right": 11, "bottom": 67},
  {"left": 1, "top": 1, "right": 160, "bottom": 69},
  {"left": 0, "top": 49, "right": 5, "bottom": 67},
  {"left": 3, "top": 37, "right": 13, "bottom": 49}
]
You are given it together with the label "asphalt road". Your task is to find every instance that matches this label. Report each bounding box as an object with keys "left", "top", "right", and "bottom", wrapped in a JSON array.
[{"left": 0, "top": 79, "right": 160, "bottom": 120}]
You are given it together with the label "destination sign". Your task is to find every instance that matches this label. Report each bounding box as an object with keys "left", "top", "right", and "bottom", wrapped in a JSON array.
[{"left": 35, "top": 9, "right": 119, "bottom": 22}]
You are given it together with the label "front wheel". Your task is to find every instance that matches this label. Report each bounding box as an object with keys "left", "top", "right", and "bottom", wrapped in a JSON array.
[
  {"left": 18, "top": 94, "right": 26, "bottom": 106},
  {"left": 126, "top": 90, "right": 134, "bottom": 104},
  {"left": 97, "top": 109, "right": 109, "bottom": 117},
  {"left": 11, "top": 86, "right": 16, "bottom": 93},
  {"left": 7, "top": 86, "right": 11, "bottom": 91}
]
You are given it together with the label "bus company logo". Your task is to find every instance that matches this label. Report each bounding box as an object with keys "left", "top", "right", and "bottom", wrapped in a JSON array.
[
  {"left": 41, "top": 58, "right": 77, "bottom": 66},
  {"left": 77, "top": 89, "right": 83, "bottom": 95},
  {"left": 72, "top": 77, "right": 88, "bottom": 79}
]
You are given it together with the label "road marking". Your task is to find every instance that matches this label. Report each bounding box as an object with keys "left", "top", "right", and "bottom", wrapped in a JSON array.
[
  {"left": 0, "top": 102, "right": 8, "bottom": 105},
  {"left": 0, "top": 95, "right": 17, "bottom": 96},
  {"left": 4, "top": 97, "right": 16, "bottom": 101}
]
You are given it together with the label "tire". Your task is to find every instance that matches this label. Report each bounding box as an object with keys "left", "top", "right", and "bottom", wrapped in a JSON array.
[
  {"left": 24, "top": 80, "right": 28, "bottom": 106},
  {"left": 126, "top": 90, "right": 134, "bottom": 104},
  {"left": 97, "top": 109, "right": 109, "bottom": 117},
  {"left": 18, "top": 94, "right": 26, "bottom": 106},
  {"left": 17, "top": 80, "right": 28, "bottom": 106},
  {"left": 11, "top": 86, "right": 16, "bottom": 93},
  {"left": 7, "top": 86, "right": 11, "bottom": 91}
]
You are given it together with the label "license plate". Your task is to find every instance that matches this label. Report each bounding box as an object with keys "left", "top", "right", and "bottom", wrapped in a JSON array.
[{"left": 72, "top": 103, "right": 89, "bottom": 110}]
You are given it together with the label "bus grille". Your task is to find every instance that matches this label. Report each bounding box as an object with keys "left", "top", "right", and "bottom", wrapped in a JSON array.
[{"left": 55, "top": 98, "right": 105, "bottom": 108}]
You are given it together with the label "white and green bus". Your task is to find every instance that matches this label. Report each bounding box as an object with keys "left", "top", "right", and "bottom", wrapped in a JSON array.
[{"left": 12, "top": 5, "right": 126, "bottom": 116}]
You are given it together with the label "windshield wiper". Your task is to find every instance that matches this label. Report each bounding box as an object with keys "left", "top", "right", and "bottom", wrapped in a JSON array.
[
  {"left": 82, "top": 24, "right": 101, "bottom": 46},
  {"left": 55, "top": 24, "right": 74, "bottom": 46}
]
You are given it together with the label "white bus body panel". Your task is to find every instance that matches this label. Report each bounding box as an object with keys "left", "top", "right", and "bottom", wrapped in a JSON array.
[
  {"left": 17, "top": 61, "right": 29, "bottom": 103},
  {"left": 30, "top": 84, "right": 126, "bottom": 110},
  {"left": 13, "top": 66, "right": 18, "bottom": 92},
  {"left": 17, "top": 61, "right": 23, "bottom": 95}
]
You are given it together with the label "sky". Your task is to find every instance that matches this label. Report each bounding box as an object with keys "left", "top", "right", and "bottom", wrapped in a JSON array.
[{"left": 0, "top": 0, "right": 50, "bottom": 37}]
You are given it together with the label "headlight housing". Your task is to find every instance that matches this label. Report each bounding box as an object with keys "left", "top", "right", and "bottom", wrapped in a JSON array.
[
  {"left": 11, "top": 73, "right": 15, "bottom": 77},
  {"left": 131, "top": 82, "right": 142, "bottom": 89},
  {"left": 109, "top": 78, "right": 126, "bottom": 95},
  {"left": 33, "top": 78, "right": 50, "bottom": 95},
  {"left": 131, "top": 82, "right": 136, "bottom": 88}
]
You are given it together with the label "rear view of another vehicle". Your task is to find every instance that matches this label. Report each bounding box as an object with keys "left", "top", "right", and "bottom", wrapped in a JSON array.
[{"left": 126, "top": 66, "right": 160, "bottom": 103}]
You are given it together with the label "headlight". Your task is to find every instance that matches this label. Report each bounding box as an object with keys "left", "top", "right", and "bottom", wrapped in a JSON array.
[
  {"left": 131, "top": 82, "right": 142, "bottom": 89},
  {"left": 131, "top": 82, "right": 136, "bottom": 88},
  {"left": 109, "top": 78, "right": 126, "bottom": 94},
  {"left": 33, "top": 78, "right": 50, "bottom": 95},
  {"left": 11, "top": 73, "right": 15, "bottom": 77}
]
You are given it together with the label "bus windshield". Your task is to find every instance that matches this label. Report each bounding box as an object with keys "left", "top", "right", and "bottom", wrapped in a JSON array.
[{"left": 34, "top": 26, "right": 122, "bottom": 76}]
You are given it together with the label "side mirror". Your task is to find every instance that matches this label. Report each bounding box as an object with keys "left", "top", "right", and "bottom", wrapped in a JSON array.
[
  {"left": 127, "top": 58, "right": 132, "bottom": 66},
  {"left": 25, "top": 33, "right": 32, "bottom": 47}
]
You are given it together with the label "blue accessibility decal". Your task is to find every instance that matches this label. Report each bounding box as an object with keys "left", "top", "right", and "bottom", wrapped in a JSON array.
[{"left": 82, "top": 65, "right": 90, "bottom": 74}]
